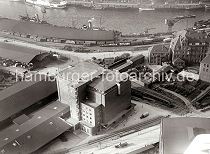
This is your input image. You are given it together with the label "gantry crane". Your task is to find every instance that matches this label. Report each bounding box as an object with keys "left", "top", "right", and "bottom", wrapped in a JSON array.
[{"left": 165, "top": 15, "right": 196, "bottom": 32}]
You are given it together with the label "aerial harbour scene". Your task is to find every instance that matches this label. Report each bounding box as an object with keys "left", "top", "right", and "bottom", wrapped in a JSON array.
[{"left": 1, "top": 0, "right": 210, "bottom": 154}]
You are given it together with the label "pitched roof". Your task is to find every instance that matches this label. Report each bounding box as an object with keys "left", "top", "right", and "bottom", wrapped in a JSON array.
[
  {"left": 173, "top": 58, "right": 185, "bottom": 63},
  {"left": 149, "top": 44, "right": 169, "bottom": 54},
  {"left": 0, "top": 42, "right": 43, "bottom": 63},
  {"left": 201, "top": 55, "right": 210, "bottom": 64}
]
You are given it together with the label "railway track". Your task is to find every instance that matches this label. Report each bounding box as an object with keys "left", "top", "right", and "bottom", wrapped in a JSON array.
[
  {"left": 55, "top": 116, "right": 165, "bottom": 154},
  {"left": 131, "top": 82, "right": 189, "bottom": 115}
]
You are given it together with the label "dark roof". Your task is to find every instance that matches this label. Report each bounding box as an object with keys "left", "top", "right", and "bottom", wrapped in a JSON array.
[
  {"left": 0, "top": 75, "right": 57, "bottom": 122},
  {"left": 0, "top": 42, "right": 44, "bottom": 63},
  {"left": 130, "top": 54, "right": 144, "bottom": 62},
  {"left": 114, "top": 62, "right": 132, "bottom": 72},
  {"left": 0, "top": 18, "right": 115, "bottom": 41},
  {"left": 149, "top": 44, "right": 169, "bottom": 54},
  {"left": 201, "top": 55, "right": 210, "bottom": 64},
  {"left": 0, "top": 101, "right": 70, "bottom": 153}
]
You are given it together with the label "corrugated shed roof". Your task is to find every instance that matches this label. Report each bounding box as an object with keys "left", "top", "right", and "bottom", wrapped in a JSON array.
[
  {"left": 0, "top": 18, "right": 115, "bottom": 41},
  {"left": 0, "top": 101, "right": 70, "bottom": 153},
  {"left": 0, "top": 75, "right": 57, "bottom": 122},
  {"left": 0, "top": 42, "right": 43, "bottom": 63},
  {"left": 114, "top": 62, "right": 132, "bottom": 72},
  {"left": 130, "top": 54, "right": 144, "bottom": 62}
]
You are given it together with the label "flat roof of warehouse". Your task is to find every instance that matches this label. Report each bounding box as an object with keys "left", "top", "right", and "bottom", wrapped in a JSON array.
[
  {"left": 0, "top": 101, "right": 70, "bottom": 150},
  {"left": 0, "top": 18, "right": 115, "bottom": 41},
  {"left": 0, "top": 42, "right": 44, "bottom": 63},
  {"left": 0, "top": 75, "right": 57, "bottom": 122}
]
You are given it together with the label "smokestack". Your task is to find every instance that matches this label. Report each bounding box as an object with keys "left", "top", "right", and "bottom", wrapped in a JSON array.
[
  {"left": 116, "top": 83, "right": 121, "bottom": 95},
  {"left": 88, "top": 20, "right": 93, "bottom": 30}
]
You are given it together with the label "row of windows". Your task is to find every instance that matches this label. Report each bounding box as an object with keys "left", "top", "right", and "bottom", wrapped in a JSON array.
[
  {"left": 203, "top": 68, "right": 209, "bottom": 73},
  {"left": 204, "top": 64, "right": 209, "bottom": 68}
]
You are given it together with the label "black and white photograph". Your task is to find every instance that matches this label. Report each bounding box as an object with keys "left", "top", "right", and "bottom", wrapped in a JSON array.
[{"left": 0, "top": 0, "right": 210, "bottom": 153}]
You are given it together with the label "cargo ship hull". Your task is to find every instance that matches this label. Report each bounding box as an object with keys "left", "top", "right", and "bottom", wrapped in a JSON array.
[
  {"left": 154, "top": 4, "right": 205, "bottom": 11},
  {"left": 25, "top": 0, "right": 67, "bottom": 9},
  {"left": 0, "top": 18, "right": 116, "bottom": 42}
]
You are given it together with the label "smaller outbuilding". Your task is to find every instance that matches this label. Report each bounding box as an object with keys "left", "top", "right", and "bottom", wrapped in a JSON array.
[{"left": 148, "top": 44, "right": 170, "bottom": 65}]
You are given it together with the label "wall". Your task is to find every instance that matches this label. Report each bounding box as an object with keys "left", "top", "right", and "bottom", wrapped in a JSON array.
[
  {"left": 102, "top": 80, "right": 131, "bottom": 124},
  {"left": 199, "top": 63, "right": 210, "bottom": 83}
]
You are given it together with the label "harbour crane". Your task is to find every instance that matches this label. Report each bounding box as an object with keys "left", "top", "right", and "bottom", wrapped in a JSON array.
[{"left": 165, "top": 15, "right": 196, "bottom": 32}]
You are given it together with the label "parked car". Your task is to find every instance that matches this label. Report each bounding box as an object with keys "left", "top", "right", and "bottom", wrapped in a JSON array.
[
  {"left": 115, "top": 142, "right": 128, "bottom": 148},
  {"left": 140, "top": 112, "right": 149, "bottom": 119}
]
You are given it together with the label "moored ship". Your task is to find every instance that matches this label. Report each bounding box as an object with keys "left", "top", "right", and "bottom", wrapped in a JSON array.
[
  {"left": 0, "top": 17, "right": 119, "bottom": 43},
  {"left": 25, "top": 0, "right": 68, "bottom": 9},
  {"left": 154, "top": 3, "right": 205, "bottom": 11}
]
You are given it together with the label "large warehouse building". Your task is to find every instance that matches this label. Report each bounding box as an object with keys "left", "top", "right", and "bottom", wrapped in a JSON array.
[
  {"left": 57, "top": 61, "right": 131, "bottom": 135},
  {"left": 0, "top": 74, "right": 71, "bottom": 154},
  {"left": 0, "top": 75, "right": 57, "bottom": 129},
  {"left": 0, "top": 101, "right": 70, "bottom": 154}
]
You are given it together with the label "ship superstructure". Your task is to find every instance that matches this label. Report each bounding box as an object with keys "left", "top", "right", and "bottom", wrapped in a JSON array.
[{"left": 25, "top": 0, "right": 68, "bottom": 9}]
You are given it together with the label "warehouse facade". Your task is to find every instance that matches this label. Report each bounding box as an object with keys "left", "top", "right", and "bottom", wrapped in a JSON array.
[{"left": 57, "top": 61, "right": 131, "bottom": 135}]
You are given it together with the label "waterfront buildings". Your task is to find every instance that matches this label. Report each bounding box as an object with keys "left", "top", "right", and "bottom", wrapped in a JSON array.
[
  {"left": 148, "top": 44, "right": 170, "bottom": 65},
  {"left": 170, "top": 29, "right": 209, "bottom": 65},
  {"left": 57, "top": 61, "right": 131, "bottom": 135},
  {"left": 199, "top": 54, "right": 210, "bottom": 83}
]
